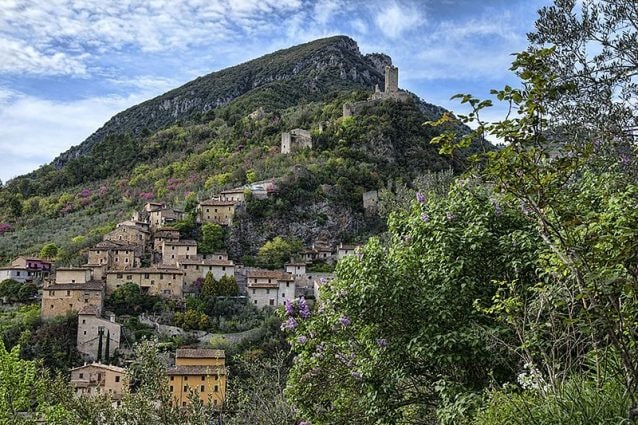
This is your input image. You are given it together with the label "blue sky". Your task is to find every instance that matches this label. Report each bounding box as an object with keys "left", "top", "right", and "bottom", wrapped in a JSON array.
[{"left": 0, "top": 0, "right": 551, "bottom": 183}]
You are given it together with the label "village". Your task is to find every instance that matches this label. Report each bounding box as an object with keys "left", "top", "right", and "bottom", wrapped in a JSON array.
[
  {"left": 0, "top": 186, "right": 362, "bottom": 409},
  {"left": 0, "top": 64, "right": 409, "bottom": 411}
]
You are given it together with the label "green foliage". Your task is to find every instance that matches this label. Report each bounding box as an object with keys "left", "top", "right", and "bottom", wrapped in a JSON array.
[
  {"left": 257, "top": 236, "right": 302, "bottom": 269},
  {"left": 39, "top": 242, "right": 58, "bottom": 259},
  {"left": 0, "top": 280, "right": 36, "bottom": 303},
  {"left": 284, "top": 183, "right": 536, "bottom": 423},
  {"left": 106, "top": 282, "right": 163, "bottom": 316},
  {"left": 225, "top": 350, "right": 296, "bottom": 424},
  {"left": 198, "top": 222, "right": 225, "bottom": 254}
]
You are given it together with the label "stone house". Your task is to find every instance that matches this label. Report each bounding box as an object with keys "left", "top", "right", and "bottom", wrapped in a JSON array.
[
  {"left": 167, "top": 348, "right": 226, "bottom": 408},
  {"left": 77, "top": 305, "right": 121, "bottom": 362},
  {"left": 103, "top": 224, "right": 148, "bottom": 250},
  {"left": 219, "top": 188, "right": 246, "bottom": 203},
  {"left": 149, "top": 208, "right": 184, "bottom": 229},
  {"left": 246, "top": 269, "right": 295, "bottom": 308},
  {"left": 11, "top": 257, "right": 52, "bottom": 278},
  {"left": 41, "top": 268, "right": 104, "bottom": 320},
  {"left": 177, "top": 258, "right": 235, "bottom": 285},
  {"left": 153, "top": 227, "right": 181, "bottom": 252},
  {"left": 337, "top": 243, "right": 360, "bottom": 260},
  {"left": 86, "top": 241, "right": 139, "bottom": 281},
  {"left": 197, "top": 200, "right": 236, "bottom": 226},
  {"left": 301, "top": 243, "right": 334, "bottom": 263},
  {"left": 281, "top": 128, "right": 312, "bottom": 154},
  {"left": 70, "top": 363, "right": 127, "bottom": 404},
  {"left": 285, "top": 262, "right": 307, "bottom": 277},
  {"left": 206, "top": 251, "right": 229, "bottom": 261},
  {"left": 105, "top": 267, "right": 184, "bottom": 298},
  {"left": 162, "top": 240, "right": 198, "bottom": 266},
  {"left": 0, "top": 267, "right": 34, "bottom": 283}
]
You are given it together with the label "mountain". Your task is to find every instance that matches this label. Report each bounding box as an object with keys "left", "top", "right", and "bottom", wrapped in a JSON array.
[
  {"left": 0, "top": 36, "right": 483, "bottom": 264},
  {"left": 53, "top": 36, "right": 391, "bottom": 168}
]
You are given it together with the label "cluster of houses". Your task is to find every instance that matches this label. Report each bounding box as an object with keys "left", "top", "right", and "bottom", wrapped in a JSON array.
[{"left": 1, "top": 191, "right": 362, "bottom": 408}]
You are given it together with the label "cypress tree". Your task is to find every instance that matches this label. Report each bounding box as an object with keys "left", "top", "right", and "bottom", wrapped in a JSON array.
[
  {"left": 97, "top": 328, "right": 103, "bottom": 362},
  {"left": 105, "top": 330, "right": 110, "bottom": 364}
]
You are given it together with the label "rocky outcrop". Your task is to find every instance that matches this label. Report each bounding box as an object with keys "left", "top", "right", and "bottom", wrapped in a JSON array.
[{"left": 52, "top": 36, "right": 388, "bottom": 168}]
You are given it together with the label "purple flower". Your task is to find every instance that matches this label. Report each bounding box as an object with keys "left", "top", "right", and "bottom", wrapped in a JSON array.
[
  {"left": 298, "top": 297, "right": 311, "bottom": 319},
  {"left": 284, "top": 299, "right": 295, "bottom": 316},
  {"left": 78, "top": 188, "right": 92, "bottom": 198},
  {"left": 0, "top": 223, "right": 11, "bottom": 235},
  {"left": 281, "top": 316, "right": 298, "bottom": 331},
  {"left": 376, "top": 338, "right": 388, "bottom": 348},
  {"left": 351, "top": 371, "right": 362, "bottom": 380},
  {"left": 493, "top": 201, "right": 502, "bottom": 216},
  {"left": 416, "top": 192, "right": 426, "bottom": 203},
  {"left": 421, "top": 213, "right": 429, "bottom": 222},
  {"left": 297, "top": 335, "right": 308, "bottom": 344},
  {"left": 619, "top": 154, "right": 632, "bottom": 165},
  {"left": 339, "top": 316, "right": 351, "bottom": 327}
]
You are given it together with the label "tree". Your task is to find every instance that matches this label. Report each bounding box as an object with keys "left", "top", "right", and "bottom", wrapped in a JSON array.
[
  {"left": 219, "top": 275, "right": 239, "bottom": 297},
  {"left": 226, "top": 351, "right": 296, "bottom": 425},
  {"left": 198, "top": 222, "right": 224, "bottom": 254},
  {"left": 284, "top": 184, "right": 535, "bottom": 423},
  {"left": 97, "top": 328, "right": 103, "bottom": 362},
  {"left": 39, "top": 242, "right": 59, "bottom": 260},
  {"left": 429, "top": 41, "right": 638, "bottom": 419},
  {"left": 257, "top": 237, "right": 302, "bottom": 270},
  {"left": 105, "top": 330, "right": 110, "bottom": 364},
  {"left": 528, "top": 0, "right": 638, "bottom": 139}
]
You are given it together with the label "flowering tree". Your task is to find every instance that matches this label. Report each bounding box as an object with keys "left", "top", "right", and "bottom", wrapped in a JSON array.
[{"left": 283, "top": 184, "right": 542, "bottom": 423}]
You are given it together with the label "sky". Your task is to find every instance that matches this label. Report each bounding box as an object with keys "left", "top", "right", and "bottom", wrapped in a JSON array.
[{"left": 0, "top": 0, "right": 552, "bottom": 183}]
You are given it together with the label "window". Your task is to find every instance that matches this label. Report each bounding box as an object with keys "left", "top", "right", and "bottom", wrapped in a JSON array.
[
  {"left": 282, "top": 293, "right": 285, "bottom": 298},
  {"left": 82, "top": 319, "right": 86, "bottom": 324},
  {"left": 269, "top": 299, "right": 274, "bottom": 306},
  {"left": 214, "top": 385, "right": 219, "bottom": 392},
  {"left": 182, "top": 401, "right": 187, "bottom": 407},
  {"left": 286, "top": 282, "right": 290, "bottom": 288},
  {"left": 160, "top": 273, "right": 164, "bottom": 280},
  {"left": 172, "top": 274, "right": 176, "bottom": 279},
  {"left": 254, "top": 300, "right": 257, "bottom": 304},
  {"left": 83, "top": 331, "right": 87, "bottom": 335},
  {"left": 266, "top": 289, "right": 270, "bottom": 294},
  {"left": 252, "top": 289, "right": 255, "bottom": 294},
  {"left": 117, "top": 273, "right": 123, "bottom": 278},
  {"left": 126, "top": 275, "right": 132, "bottom": 280},
  {"left": 201, "top": 376, "right": 205, "bottom": 381},
  {"left": 16, "top": 271, "right": 21, "bottom": 276},
  {"left": 144, "top": 273, "right": 149, "bottom": 279},
  {"left": 115, "top": 376, "right": 120, "bottom": 382},
  {"left": 184, "top": 376, "right": 188, "bottom": 381},
  {"left": 49, "top": 290, "right": 54, "bottom": 296},
  {"left": 50, "top": 304, "right": 54, "bottom": 309},
  {"left": 214, "top": 399, "right": 218, "bottom": 405},
  {"left": 170, "top": 376, "right": 174, "bottom": 381},
  {"left": 79, "top": 373, "right": 84, "bottom": 379},
  {"left": 200, "top": 385, "right": 205, "bottom": 392},
  {"left": 183, "top": 385, "right": 188, "bottom": 392},
  {"left": 125, "top": 258, "right": 129, "bottom": 263},
  {"left": 186, "top": 247, "right": 190, "bottom": 251},
  {"left": 170, "top": 385, "right": 173, "bottom": 391}
]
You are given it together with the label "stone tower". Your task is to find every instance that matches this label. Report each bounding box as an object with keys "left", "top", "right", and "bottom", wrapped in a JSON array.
[{"left": 384, "top": 65, "right": 398, "bottom": 93}]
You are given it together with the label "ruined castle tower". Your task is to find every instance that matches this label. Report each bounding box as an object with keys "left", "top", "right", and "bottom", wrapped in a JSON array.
[{"left": 384, "top": 65, "right": 399, "bottom": 93}]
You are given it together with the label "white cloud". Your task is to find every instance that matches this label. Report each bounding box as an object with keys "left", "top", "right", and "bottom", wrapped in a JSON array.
[
  {"left": 0, "top": 36, "right": 88, "bottom": 76},
  {"left": 374, "top": 2, "right": 424, "bottom": 39},
  {"left": 0, "top": 88, "right": 165, "bottom": 182},
  {"left": 0, "top": 0, "right": 305, "bottom": 76}
]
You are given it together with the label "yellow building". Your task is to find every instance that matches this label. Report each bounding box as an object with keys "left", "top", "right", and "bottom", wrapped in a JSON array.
[{"left": 167, "top": 348, "right": 226, "bottom": 408}]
